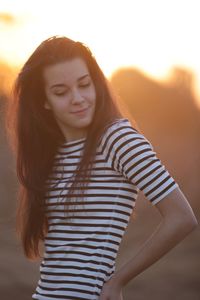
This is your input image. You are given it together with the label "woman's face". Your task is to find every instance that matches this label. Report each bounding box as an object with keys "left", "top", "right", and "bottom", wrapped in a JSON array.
[{"left": 43, "top": 57, "right": 96, "bottom": 141}]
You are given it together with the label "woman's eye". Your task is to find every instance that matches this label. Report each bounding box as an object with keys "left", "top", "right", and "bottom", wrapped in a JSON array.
[
  {"left": 79, "top": 82, "right": 90, "bottom": 88},
  {"left": 56, "top": 93, "right": 64, "bottom": 96},
  {"left": 54, "top": 91, "right": 67, "bottom": 96}
]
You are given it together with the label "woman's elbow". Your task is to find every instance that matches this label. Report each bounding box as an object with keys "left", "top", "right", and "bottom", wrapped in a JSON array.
[
  {"left": 184, "top": 213, "right": 198, "bottom": 231},
  {"left": 169, "top": 211, "right": 198, "bottom": 238},
  {"left": 156, "top": 187, "right": 198, "bottom": 233},
  {"left": 176, "top": 205, "right": 198, "bottom": 233}
]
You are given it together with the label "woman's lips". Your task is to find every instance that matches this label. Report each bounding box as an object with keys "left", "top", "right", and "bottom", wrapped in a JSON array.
[{"left": 71, "top": 107, "right": 88, "bottom": 115}]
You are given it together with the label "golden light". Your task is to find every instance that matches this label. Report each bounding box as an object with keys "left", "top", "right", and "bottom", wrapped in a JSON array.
[{"left": 1, "top": 0, "right": 200, "bottom": 107}]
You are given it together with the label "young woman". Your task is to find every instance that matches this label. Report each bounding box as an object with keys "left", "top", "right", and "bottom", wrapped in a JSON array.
[{"left": 7, "top": 36, "right": 197, "bottom": 300}]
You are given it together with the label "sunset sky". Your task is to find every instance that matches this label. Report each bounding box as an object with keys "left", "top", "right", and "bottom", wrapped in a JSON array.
[{"left": 1, "top": 0, "right": 200, "bottom": 107}]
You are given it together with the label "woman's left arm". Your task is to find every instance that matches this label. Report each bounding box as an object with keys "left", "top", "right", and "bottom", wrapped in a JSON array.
[{"left": 99, "top": 187, "right": 198, "bottom": 300}]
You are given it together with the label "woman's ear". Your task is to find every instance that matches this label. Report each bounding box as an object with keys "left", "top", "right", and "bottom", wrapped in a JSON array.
[{"left": 44, "top": 101, "right": 51, "bottom": 110}]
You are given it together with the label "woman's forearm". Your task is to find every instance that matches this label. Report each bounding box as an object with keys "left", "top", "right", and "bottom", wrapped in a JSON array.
[{"left": 112, "top": 217, "right": 197, "bottom": 287}]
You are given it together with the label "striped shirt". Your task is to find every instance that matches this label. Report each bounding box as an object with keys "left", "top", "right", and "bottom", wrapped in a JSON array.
[{"left": 32, "top": 118, "right": 179, "bottom": 300}]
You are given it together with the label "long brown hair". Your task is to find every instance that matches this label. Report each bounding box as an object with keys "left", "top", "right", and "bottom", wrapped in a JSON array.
[{"left": 6, "top": 36, "right": 134, "bottom": 259}]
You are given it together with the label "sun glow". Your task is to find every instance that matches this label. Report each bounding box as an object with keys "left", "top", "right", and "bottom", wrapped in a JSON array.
[{"left": 1, "top": 0, "right": 200, "bottom": 107}]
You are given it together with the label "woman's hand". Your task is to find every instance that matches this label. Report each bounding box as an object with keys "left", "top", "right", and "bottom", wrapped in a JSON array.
[{"left": 99, "top": 277, "right": 123, "bottom": 300}]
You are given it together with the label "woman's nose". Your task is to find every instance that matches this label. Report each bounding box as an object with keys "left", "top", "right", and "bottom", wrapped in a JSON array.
[{"left": 71, "top": 88, "right": 84, "bottom": 104}]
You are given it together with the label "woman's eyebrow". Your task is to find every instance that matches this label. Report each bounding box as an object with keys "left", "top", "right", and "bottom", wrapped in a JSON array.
[
  {"left": 50, "top": 83, "right": 66, "bottom": 89},
  {"left": 50, "top": 74, "right": 90, "bottom": 89},
  {"left": 78, "top": 74, "right": 90, "bottom": 81}
]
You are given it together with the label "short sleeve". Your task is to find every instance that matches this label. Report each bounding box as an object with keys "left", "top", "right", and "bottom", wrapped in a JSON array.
[{"left": 102, "top": 119, "right": 179, "bottom": 206}]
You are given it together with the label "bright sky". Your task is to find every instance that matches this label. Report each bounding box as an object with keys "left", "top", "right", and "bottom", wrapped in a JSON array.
[{"left": 1, "top": 0, "right": 200, "bottom": 107}]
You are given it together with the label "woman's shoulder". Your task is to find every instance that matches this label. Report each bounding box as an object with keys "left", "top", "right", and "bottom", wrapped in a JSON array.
[
  {"left": 102, "top": 118, "right": 140, "bottom": 138},
  {"left": 98, "top": 118, "right": 143, "bottom": 149}
]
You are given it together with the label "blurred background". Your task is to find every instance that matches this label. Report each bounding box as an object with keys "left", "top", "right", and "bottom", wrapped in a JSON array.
[{"left": 0, "top": 1, "right": 200, "bottom": 299}]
